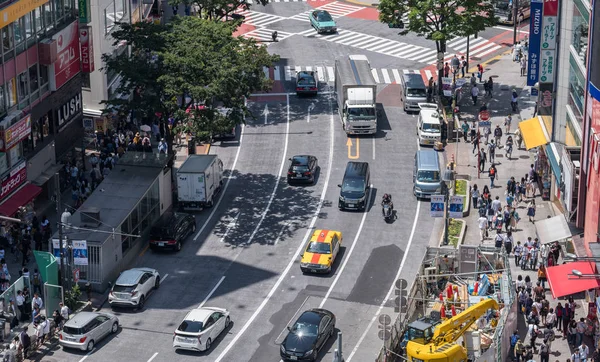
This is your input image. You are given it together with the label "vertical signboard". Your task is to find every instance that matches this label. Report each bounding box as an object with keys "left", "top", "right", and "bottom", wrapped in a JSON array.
[
  {"left": 49, "top": 21, "right": 81, "bottom": 91},
  {"left": 538, "top": 83, "right": 554, "bottom": 116},
  {"left": 539, "top": 50, "right": 555, "bottom": 83},
  {"left": 527, "top": 0, "right": 543, "bottom": 86},
  {"left": 79, "top": 0, "right": 90, "bottom": 23},
  {"left": 541, "top": 16, "right": 557, "bottom": 50},
  {"left": 79, "top": 26, "right": 95, "bottom": 73},
  {"left": 543, "top": 0, "right": 558, "bottom": 16},
  {"left": 430, "top": 195, "right": 445, "bottom": 217}
]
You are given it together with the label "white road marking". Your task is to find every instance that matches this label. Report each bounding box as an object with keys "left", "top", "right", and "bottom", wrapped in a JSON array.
[
  {"left": 273, "top": 221, "right": 291, "bottom": 245},
  {"left": 147, "top": 352, "right": 159, "bottom": 362},
  {"left": 319, "top": 184, "right": 373, "bottom": 308},
  {"left": 306, "top": 66, "right": 312, "bottom": 72},
  {"left": 263, "top": 103, "right": 270, "bottom": 125},
  {"left": 424, "top": 70, "right": 433, "bottom": 80},
  {"left": 160, "top": 273, "right": 169, "bottom": 284},
  {"left": 326, "top": 66, "right": 335, "bottom": 81},
  {"left": 474, "top": 45, "right": 503, "bottom": 58},
  {"left": 193, "top": 124, "right": 245, "bottom": 241},
  {"left": 381, "top": 69, "right": 391, "bottom": 84},
  {"left": 284, "top": 66, "right": 292, "bottom": 81},
  {"left": 219, "top": 212, "right": 240, "bottom": 243},
  {"left": 298, "top": 28, "right": 316, "bottom": 36},
  {"left": 371, "top": 69, "right": 380, "bottom": 83},
  {"left": 307, "top": 102, "right": 315, "bottom": 123},
  {"left": 372, "top": 138, "right": 376, "bottom": 160},
  {"left": 274, "top": 66, "right": 281, "bottom": 81},
  {"left": 316, "top": 66, "right": 325, "bottom": 82},
  {"left": 79, "top": 351, "right": 93, "bottom": 362},
  {"left": 392, "top": 69, "right": 401, "bottom": 83},
  {"left": 347, "top": 139, "right": 424, "bottom": 361},
  {"left": 275, "top": 296, "right": 310, "bottom": 343},
  {"left": 199, "top": 276, "right": 226, "bottom": 308},
  {"left": 214, "top": 90, "right": 336, "bottom": 362}
]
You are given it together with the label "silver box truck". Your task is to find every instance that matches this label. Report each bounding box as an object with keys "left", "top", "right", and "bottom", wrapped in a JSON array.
[
  {"left": 177, "top": 155, "right": 224, "bottom": 210},
  {"left": 334, "top": 55, "right": 378, "bottom": 135}
]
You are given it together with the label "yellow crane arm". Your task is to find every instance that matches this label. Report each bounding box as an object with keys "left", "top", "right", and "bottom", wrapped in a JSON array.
[{"left": 431, "top": 298, "right": 499, "bottom": 345}]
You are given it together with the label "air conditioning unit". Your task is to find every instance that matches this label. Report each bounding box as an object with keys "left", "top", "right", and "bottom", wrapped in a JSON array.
[
  {"left": 424, "top": 266, "right": 437, "bottom": 283},
  {"left": 80, "top": 207, "right": 101, "bottom": 228}
]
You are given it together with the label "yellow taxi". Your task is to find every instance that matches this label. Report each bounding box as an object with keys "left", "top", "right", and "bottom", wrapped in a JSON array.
[{"left": 300, "top": 229, "right": 342, "bottom": 274}]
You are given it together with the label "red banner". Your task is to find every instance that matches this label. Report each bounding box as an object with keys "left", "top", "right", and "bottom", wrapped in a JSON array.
[
  {"left": 543, "top": 0, "right": 558, "bottom": 16},
  {"left": 50, "top": 20, "right": 81, "bottom": 91},
  {"left": 79, "top": 26, "right": 94, "bottom": 73},
  {"left": 0, "top": 161, "right": 26, "bottom": 199},
  {"left": 1, "top": 115, "right": 31, "bottom": 151}
]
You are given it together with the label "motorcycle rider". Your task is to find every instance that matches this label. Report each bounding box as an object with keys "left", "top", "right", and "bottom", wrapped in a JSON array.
[{"left": 381, "top": 193, "right": 394, "bottom": 217}]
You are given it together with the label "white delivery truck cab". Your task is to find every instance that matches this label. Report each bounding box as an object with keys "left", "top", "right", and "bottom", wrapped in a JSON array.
[
  {"left": 416, "top": 103, "right": 442, "bottom": 146},
  {"left": 177, "top": 155, "right": 224, "bottom": 210}
]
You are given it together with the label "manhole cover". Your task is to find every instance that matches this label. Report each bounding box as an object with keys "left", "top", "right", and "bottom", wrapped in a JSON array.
[
  {"left": 520, "top": 155, "right": 530, "bottom": 159},
  {"left": 491, "top": 75, "right": 500, "bottom": 78},
  {"left": 471, "top": 57, "right": 481, "bottom": 61},
  {"left": 486, "top": 59, "right": 500, "bottom": 65}
]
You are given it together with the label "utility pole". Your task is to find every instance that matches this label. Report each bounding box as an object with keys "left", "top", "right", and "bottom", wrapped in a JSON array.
[
  {"left": 332, "top": 332, "right": 343, "bottom": 362},
  {"left": 512, "top": 0, "right": 519, "bottom": 45},
  {"left": 466, "top": 35, "right": 470, "bottom": 71},
  {"left": 54, "top": 174, "right": 66, "bottom": 287}
]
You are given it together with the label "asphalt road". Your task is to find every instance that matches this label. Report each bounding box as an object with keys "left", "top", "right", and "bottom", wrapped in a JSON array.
[{"left": 41, "top": 3, "right": 529, "bottom": 362}]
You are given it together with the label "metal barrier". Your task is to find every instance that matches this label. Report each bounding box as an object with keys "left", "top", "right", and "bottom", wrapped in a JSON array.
[{"left": 74, "top": 244, "right": 102, "bottom": 283}]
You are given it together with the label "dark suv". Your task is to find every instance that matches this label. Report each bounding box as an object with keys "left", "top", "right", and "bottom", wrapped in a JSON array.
[
  {"left": 149, "top": 212, "right": 196, "bottom": 252},
  {"left": 338, "top": 162, "right": 370, "bottom": 211}
]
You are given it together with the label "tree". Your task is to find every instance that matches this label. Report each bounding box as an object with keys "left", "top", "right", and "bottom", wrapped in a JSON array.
[
  {"left": 379, "top": 0, "right": 497, "bottom": 93},
  {"left": 167, "top": 0, "right": 269, "bottom": 20},
  {"left": 102, "top": 17, "right": 279, "bottom": 148}
]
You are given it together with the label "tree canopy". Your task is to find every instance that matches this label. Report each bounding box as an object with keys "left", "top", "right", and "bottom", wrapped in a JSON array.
[
  {"left": 166, "top": 0, "right": 269, "bottom": 20},
  {"left": 102, "top": 16, "right": 279, "bottom": 143},
  {"left": 378, "top": 0, "right": 497, "bottom": 52}
]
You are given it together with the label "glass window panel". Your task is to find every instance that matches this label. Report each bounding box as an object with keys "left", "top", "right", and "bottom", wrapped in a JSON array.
[
  {"left": 29, "top": 65, "right": 39, "bottom": 93},
  {"left": 2, "top": 25, "right": 14, "bottom": 53},
  {"left": 13, "top": 18, "right": 24, "bottom": 45},
  {"left": 64, "top": 0, "right": 72, "bottom": 17},
  {"left": 17, "top": 72, "right": 28, "bottom": 102},
  {"left": 39, "top": 65, "right": 48, "bottom": 87},
  {"left": 34, "top": 7, "right": 43, "bottom": 35},
  {"left": 7, "top": 78, "right": 16, "bottom": 107},
  {"left": 130, "top": 208, "right": 139, "bottom": 229},
  {"left": 0, "top": 86, "right": 5, "bottom": 114},
  {"left": 141, "top": 193, "right": 149, "bottom": 216},
  {"left": 44, "top": 3, "right": 54, "bottom": 31},
  {"left": 24, "top": 13, "right": 33, "bottom": 41},
  {"left": 116, "top": 0, "right": 125, "bottom": 21},
  {"left": 54, "top": 0, "right": 64, "bottom": 21}
]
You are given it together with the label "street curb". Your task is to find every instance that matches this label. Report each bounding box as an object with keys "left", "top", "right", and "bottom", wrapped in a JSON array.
[
  {"left": 204, "top": 143, "right": 211, "bottom": 155},
  {"left": 342, "top": 0, "right": 378, "bottom": 6}
]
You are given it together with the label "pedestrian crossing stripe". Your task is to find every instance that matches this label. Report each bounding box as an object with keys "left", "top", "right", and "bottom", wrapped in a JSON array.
[
  {"left": 245, "top": 0, "right": 329, "bottom": 2},
  {"left": 241, "top": 28, "right": 294, "bottom": 42},
  {"left": 288, "top": 1, "right": 365, "bottom": 21},
  {"left": 234, "top": 9, "right": 288, "bottom": 27},
  {"left": 446, "top": 37, "right": 503, "bottom": 61},
  {"left": 268, "top": 65, "right": 434, "bottom": 84}
]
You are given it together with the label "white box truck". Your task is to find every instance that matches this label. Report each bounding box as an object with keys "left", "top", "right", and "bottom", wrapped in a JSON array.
[
  {"left": 177, "top": 155, "right": 224, "bottom": 210},
  {"left": 335, "top": 55, "right": 378, "bottom": 135}
]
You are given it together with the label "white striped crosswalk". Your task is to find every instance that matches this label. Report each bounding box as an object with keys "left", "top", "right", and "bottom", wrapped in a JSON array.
[
  {"left": 289, "top": 1, "right": 365, "bottom": 21},
  {"left": 447, "top": 37, "right": 503, "bottom": 59},
  {"left": 267, "top": 65, "right": 430, "bottom": 84},
  {"left": 245, "top": 0, "right": 328, "bottom": 2},
  {"left": 234, "top": 9, "right": 287, "bottom": 26},
  {"left": 242, "top": 28, "right": 294, "bottom": 42}
]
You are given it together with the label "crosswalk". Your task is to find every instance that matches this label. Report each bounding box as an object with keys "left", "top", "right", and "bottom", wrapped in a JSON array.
[
  {"left": 245, "top": 0, "right": 330, "bottom": 2},
  {"left": 243, "top": 28, "right": 294, "bottom": 42},
  {"left": 288, "top": 2, "right": 365, "bottom": 21},
  {"left": 263, "top": 65, "right": 436, "bottom": 84},
  {"left": 234, "top": 9, "right": 288, "bottom": 27},
  {"left": 447, "top": 37, "right": 503, "bottom": 59}
]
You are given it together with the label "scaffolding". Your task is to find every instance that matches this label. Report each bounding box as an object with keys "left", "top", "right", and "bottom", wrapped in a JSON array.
[{"left": 376, "top": 245, "right": 516, "bottom": 362}]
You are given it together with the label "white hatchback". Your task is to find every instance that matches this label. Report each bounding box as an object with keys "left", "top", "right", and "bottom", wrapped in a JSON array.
[{"left": 172, "top": 307, "right": 231, "bottom": 352}]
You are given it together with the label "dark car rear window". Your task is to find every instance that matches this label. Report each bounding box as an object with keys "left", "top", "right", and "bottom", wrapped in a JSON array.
[
  {"left": 151, "top": 224, "right": 175, "bottom": 239},
  {"left": 113, "top": 285, "right": 136, "bottom": 293},
  {"left": 63, "top": 326, "right": 84, "bottom": 335},
  {"left": 298, "top": 77, "right": 316, "bottom": 86},
  {"left": 178, "top": 320, "right": 203, "bottom": 333},
  {"left": 293, "top": 166, "right": 309, "bottom": 172}
]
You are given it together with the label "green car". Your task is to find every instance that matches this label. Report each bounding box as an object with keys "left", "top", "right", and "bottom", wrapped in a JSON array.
[{"left": 309, "top": 10, "right": 337, "bottom": 34}]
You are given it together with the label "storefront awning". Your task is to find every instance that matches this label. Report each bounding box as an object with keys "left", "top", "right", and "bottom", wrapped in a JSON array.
[
  {"left": 519, "top": 117, "right": 550, "bottom": 150},
  {"left": 32, "top": 163, "right": 65, "bottom": 187},
  {"left": 0, "top": 184, "right": 43, "bottom": 217},
  {"left": 546, "top": 261, "right": 600, "bottom": 298},
  {"left": 535, "top": 214, "right": 572, "bottom": 244}
]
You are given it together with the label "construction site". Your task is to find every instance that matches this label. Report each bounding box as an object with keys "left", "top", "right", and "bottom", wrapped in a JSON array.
[{"left": 376, "top": 245, "right": 517, "bottom": 362}]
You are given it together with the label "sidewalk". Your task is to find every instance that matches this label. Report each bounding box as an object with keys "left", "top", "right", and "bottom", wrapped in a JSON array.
[{"left": 449, "top": 52, "right": 594, "bottom": 361}]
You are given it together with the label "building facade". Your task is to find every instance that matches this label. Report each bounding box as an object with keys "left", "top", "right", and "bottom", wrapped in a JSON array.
[{"left": 0, "top": 0, "right": 84, "bottom": 217}]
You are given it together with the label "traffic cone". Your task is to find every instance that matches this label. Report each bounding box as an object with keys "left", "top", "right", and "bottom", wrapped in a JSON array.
[
  {"left": 439, "top": 293, "right": 444, "bottom": 303},
  {"left": 440, "top": 306, "right": 446, "bottom": 319},
  {"left": 451, "top": 305, "right": 457, "bottom": 317}
]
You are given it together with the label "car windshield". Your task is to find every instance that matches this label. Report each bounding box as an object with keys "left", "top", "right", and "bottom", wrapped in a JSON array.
[
  {"left": 422, "top": 123, "right": 441, "bottom": 133},
  {"left": 307, "top": 242, "right": 331, "bottom": 254},
  {"left": 298, "top": 77, "right": 316, "bottom": 86},
  {"left": 291, "top": 322, "right": 319, "bottom": 337},
  {"left": 417, "top": 170, "right": 440, "bottom": 182},
  {"left": 342, "top": 178, "right": 365, "bottom": 193},
  {"left": 407, "top": 88, "right": 427, "bottom": 97},
  {"left": 178, "top": 320, "right": 203, "bottom": 333},
  {"left": 317, "top": 12, "right": 333, "bottom": 22},
  {"left": 348, "top": 107, "right": 375, "bottom": 118}
]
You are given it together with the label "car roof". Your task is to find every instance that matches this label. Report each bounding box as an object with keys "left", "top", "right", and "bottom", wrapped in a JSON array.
[
  {"left": 66, "top": 312, "right": 110, "bottom": 326},
  {"left": 419, "top": 109, "right": 440, "bottom": 121},
  {"left": 184, "top": 308, "right": 214, "bottom": 323},
  {"left": 297, "top": 71, "right": 315, "bottom": 79},
  {"left": 309, "top": 230, "right": 340, "bottom": 244},
  {"left": 116, "top": 268, "right": 154, "bottom": 285},
  {"left": 296, "top": 309, "right": 332, "bottom": 324},
  {"left": 291, "top": 155, "right": 311, "bottom": 165},
  {"left": 314, "top": 10, "right": 331, "bottom": 16},
  {"left": 416, "top": 150, "right": 440, "bottom": 169},
  {"left": 344, "top": 161, "right": 369, "bottom": 177}
]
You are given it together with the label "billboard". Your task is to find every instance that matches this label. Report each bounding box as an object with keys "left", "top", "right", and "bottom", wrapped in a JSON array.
[
  {"left": 430, "top": 195, "right": 445, "bottom": 217},
  {"left": 541, "top": 16, "right": 557, "bottom": 50},
  {"left": 527, "top": 0, "right": 543, "bottom": 86},
  {"left": 0, "top": 0, "right": 49, "bottom": 28},
  {"left": 0, "top": 161, "right": 26, "bottom": 200},
  {"left": 449, "top": 196, "right": 464, "bottom": 218},
  {"left": 73, "top": 240, "right": 88, "bottom": 265},
  {"left": 1, "top": 115, "right": 31, "bottom": 151},
  {"left": 79, "top": 26, "right": 94, "bottom": 73},
  {"left": 49, "top": 21, "right": 81, "bottom": 91}
]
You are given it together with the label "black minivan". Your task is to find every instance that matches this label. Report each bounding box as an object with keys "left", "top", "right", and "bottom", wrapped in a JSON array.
[
  {"left": 338, "top": 162, "right": 370, "bottom": 211},
  {"left": 149, "top": 212, "right": 196, "bottom": 252}
]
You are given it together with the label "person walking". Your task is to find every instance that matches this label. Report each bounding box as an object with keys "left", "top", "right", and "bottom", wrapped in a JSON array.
[
  {"left": 520, "top": 56, "right": 527, "bottom": 76},
  {"left": 461, "top": 56, "right": 467, "bottom": 78},
  {"left": 545, "top": 307, "right": 556, "bottom": 329},
  {"left": 505, "top": 114, "right": 513, "bottom": 134},
  {"left": 478, "top": 215, "right": 489, "bottom": 242},
  {"left": 471, "top": 184, "right": 480, "bottom": 208},
  {"left": 472, "top": 133, "right": 480, "bottom": 154},
  {"left": 579, "top": 342, "right": 590, "bottom": 362},
  {"left": 513, "top": 241, "right": 523, "bottom": 267},
  {"left": 471, "top": 84, "right": 479, "bottom": 105},
  {"left": 483, "top": 125, "right": 491, "bottom": 143},
  {"left": 539, "top": 338, "right": 550, "bottom": 362},
  {"left": 479, "top": 148, "right": 487, "bottom": 172},
  {"left": 488, "top": 140, "right": 496, "bottom": 163},
  {"left": 510, "top": 331, "right": 520, "bottom": 361},
  {"left": 477, "top": 64, "right": 484, "bottom": 82},
  {"left": 494, "top": 125, "right": 503, "bottom": 145},
  {"left": 527, "top": 199, "right": 536, "bottom": 223},
  {"left": 489, "top": 164, "right": 498, "bottom": 188},
  {"left": 16, "top": 290, "right": 26, "bottom": 322},
  {"left": 444, "top": 62, "right": 450, "bottom": 78},
  {"left": 461, "top": 121, "right": 470, "bottom": 142},
  {"left": 486, "top": 77, "right": 494, "bottom": 97},
  {"left": 427, "top": 77, "right": 434, "bottom": 101},
  {"left": 555, "top": 302, "right": 564, "bottom": 330}
]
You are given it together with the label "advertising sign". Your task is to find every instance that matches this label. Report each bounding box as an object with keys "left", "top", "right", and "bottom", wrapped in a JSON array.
[
  {"left": 539, "top": 50, "right": 555, "bottom": 83},
  {"left": 449, "top": 196, "right": 464, "bottom": 218},
  {"left": 0, "top": 0, "right": 49, "bottom": 28},
  {"left": 72, "top": 240, "right": 88, "bottom": 265},
  {"left": 441, "top": 77, "right": 453, "bottom": 97},
  {"left": 1, "top": 115, "right": 31, "bottom": 151},
  {"left": 541, "top": 16, "right": 557, "bottom": 50},
  {"left": 0, "top": 160, "right": 26, "bottom": 199},
  {"left": 56, "top": 92, "right": 83, "bottom": 130},
  {"left": 49, "top": 21, "right": 81, "bottom": 91},
  {"left": 543, "top": 0, "right": 558, "bottom": 16},
  {"left": 430, "top": 195, "right": 445, "bottom": 217},
  {"left": 527, "top": 0, "right": 543, "bottom": 86},
  {"left": 51, "top": 238, "right": 67, "bottom": 264},
  {"left": 78, "top": 0, "right": 90, "bottom": 23},
  {"left": 538, "top": 83, "right": 554, "bottom": 116},
  {"left": 79, "top": 26, "right": 94, "bottom": 73}
]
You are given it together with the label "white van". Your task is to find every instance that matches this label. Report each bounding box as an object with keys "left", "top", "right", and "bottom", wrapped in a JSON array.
[{"left": 416, "top": 103, "right": 442, "bottom": 146}]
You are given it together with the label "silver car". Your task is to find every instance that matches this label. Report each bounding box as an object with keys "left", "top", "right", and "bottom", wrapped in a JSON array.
[
  {"left": 59, "top": 312, "right": 119, "bottom": 351},
  {"left": 108, "top": 267, "right": 161, "bottom": 310}
]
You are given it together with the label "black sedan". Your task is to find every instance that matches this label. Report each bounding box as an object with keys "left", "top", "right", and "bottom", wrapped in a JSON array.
[
  {"left": 287, "top": 155, "right": 318, "bottom": 184},
  {"left": 149, "top": 212, "right": 196, "bottom": 252},
  {"left": 280, "top": 309, "right": 336, "bottom": 361},
  {"left": 296, "top": 71, "right": 318, "bottom": 96}
]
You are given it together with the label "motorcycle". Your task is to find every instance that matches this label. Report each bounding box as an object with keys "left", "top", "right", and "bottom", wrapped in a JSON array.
[{"left": 383, "top": 203, "right": 393, "bottom": 221}]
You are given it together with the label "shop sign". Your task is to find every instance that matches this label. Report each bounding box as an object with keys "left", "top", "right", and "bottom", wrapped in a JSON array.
[
  {"left": 2, "top": 115, "right": 32, "bottom": 150},
  {"left": 527, "top": 0, "right": 543, "bottom": 86},
  {"left": 0, "top": 0, "right": 49, "bottom": 28},
  {"left": 543, "top": 0, "right": 558, "bottom": 16},
  {"left": 449, "top": 196, "right": 464, "bottom": 218},
  {"left": 539, "top": 50, "right": 555, "bottom": 83},
  {"left": 0, "top": 161, "right": 26, "bottom": 199},
  {"left": 538, "top": 83, "right": 554, "bottom": 116},
  {"left": 49, "top": 21, "right": 81, "bottom": 91},
  {"left": 541, "top": 16, "right": 557, "bottom": 50},
  {"left": 56, "top": 92, "right": 83, "bottom": 130},
  {"left": 79, "top": 26, "right": 94, "bottom": 73},
  {"left": 430, "top": 195, "right": 445, "bottom": 218},
  {"left": 78, "top": 0, "right": 90, "bottom": 24}
]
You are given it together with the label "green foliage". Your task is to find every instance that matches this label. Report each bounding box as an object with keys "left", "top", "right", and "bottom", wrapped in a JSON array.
[
  {"left": 102, "top": 17, "right": 279, "bottom": 143},
  {"left": 448, "top": 219, "right": 463, "bottom": 247},
  {"left": 64, "top": 284, "right": 82, "bottom": 311},
  {"left": 455, "top": 179, "right": 467, "bottom": 196},
  {"left": 378, "top": 0, "right": 498, "bottom": 51},
  {"left": 166, "top": 0, "right": 269, "bottom": 20}
]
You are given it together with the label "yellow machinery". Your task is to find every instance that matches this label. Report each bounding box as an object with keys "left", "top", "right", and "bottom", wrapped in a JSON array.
[{"left": 406, "top": 298, "right": 499, "bottom": 362}]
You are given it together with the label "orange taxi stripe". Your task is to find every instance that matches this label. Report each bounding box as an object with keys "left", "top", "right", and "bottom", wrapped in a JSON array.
[
  {"left": 311, "top": 253, "right": 321, "bottom": 264},
  {"left": 316, "top": 230, "right": 330, "bottom": 243}
]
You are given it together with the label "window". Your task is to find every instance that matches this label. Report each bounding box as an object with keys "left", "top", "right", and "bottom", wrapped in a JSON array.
[
  {"left": 39, "top": 65, "right": 49, "bottom": 94},
  {"left": 43, "top": 3, "right": 54, "bottom": 32},
  {"left": 7, "top": 78, "right": 16, "bottom": 107},
  {"left": 64, "top": 0, "right": 73, "bottom": 17},
  {"left": 34, "top": 7, "right": 43, "bottom": 35},
  {"left": 2, "top": 25, "right": 14, "bottom": 54},
  {"left": 0, "top": 86, "right": 5, "bottom": 114},
  {"left": 13, "top": 18, "right": 25, "bottom": 46},
  {"left": 8, "top": 144, "right": 23, "bottom": 168},
  {"left": 54, "top": 0, "right": 64, "bottom": 22},
  {"left": 82, "top": 73, "right": 91, "bottom": 88},
  {"left": 29, "top": 65, "right": 39, "bottom": 93},
  {"left": 17, "top": 72, "right": 28, "bottom": 102},
  {"left": 104, "top": 0, "right": 126, "bottom": 34},
  {"left": 24, "top": 13, "right": 34, "bottom": 41},
  {"left": 121, "top": 218, "right": 131, "bottom": 252}
]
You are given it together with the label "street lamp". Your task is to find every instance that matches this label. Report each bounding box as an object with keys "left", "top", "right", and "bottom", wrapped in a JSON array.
[
  {"left": 564, "top": 253, "right": 600, "bottom": 261},
  {"left": 442, "top": 168, "right": 455, "bottom": 246},
  {"left": 569, "top": 269, "right": 600, "bottom": 279}
]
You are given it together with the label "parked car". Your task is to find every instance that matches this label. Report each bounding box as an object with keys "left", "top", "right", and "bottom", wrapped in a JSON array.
[
  {"left": 172, "top": 307, "right": 231, "bottom": 352},
  {"left": 280, "top": 309, "right": 336, "bottom": 361},
  {"left": 108, "top": 268, "right": 160, "bottom": 310},
  {"left": 287, "top": 155, "right": 318, "bottom": 184},
  {"left": 149, "top": 212, "right": 197, "bottom": 251},
  {"left": 59, "top": 312, "right": 119, "bottom": 351},
  {"left": 308, "top": 10, "right": 337, "bottom": 34},
  {"left": 296, "top": 71, "right": 318, "bottom": 96}
]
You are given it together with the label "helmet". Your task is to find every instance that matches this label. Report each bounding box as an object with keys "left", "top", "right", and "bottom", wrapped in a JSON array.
[{"left": 383, "top": 193, "right": 389, "bottom": 199}]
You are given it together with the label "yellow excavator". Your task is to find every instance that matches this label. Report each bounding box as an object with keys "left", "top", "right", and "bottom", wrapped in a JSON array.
[{"left": 406, "top": 298, "right": 499, "bottom": 362}]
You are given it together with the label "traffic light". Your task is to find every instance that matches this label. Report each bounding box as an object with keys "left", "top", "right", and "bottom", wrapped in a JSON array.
[
  {"left": 395, "top": 278, "right": 408, "bottom": 314},
  {"left": 271, "top": 31, "right": 278, "bottom": 42}
]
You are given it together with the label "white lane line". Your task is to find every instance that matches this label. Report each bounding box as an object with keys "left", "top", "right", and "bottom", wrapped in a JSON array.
[
  {"left": 199, "top": 276, "right": 226, "bottom": 308},
  {"left": 79, "top": 352, "right": 93, "bottom": 362},
  {"left": 319, "top": 185, "right": 373, "bottom": 309},
  {"left": 193, "top": 122, "right": 245, "bottom": 242},
  {"left": 147, "top": 352, "right": 159, "bottom": 362},
  {"left": 298, "top": 28, "right": 316, "bottom": 36},
  {"left": 372, "top": 138, "right": 376, "bottom": 160},
  {"left": 371, "top": 69, "right": 380, "bottom": 83},
  {"left": 326, "top": 66, "right": 335, "bottom": 81},
  {"left": 274, "top": 66, "right": 281, "bottom": 81},
  {"left": 475, "top": 45, "right": 503, "bottom": 58},
  {"left": 424, "top": 70, "right": 433, "bottom": 80},
  {"left": 219, "top": 212, "right": 240, "bottom": 243},
  {"left": 381, "top": 69, "right": 391, "bottom": 84},
  {"left": 160, "top": 273, "right": 169, "bottom": 284},
  {"left": 316, "top": 66, "right": 325, "bottom": 82},
  {"left": 273, "top": 221, "right": 291, "bottom": 245},
  {"left": 346, "top": 140, "right": 424, "bottom": 362},
  {"left": 392, "top": 69, "right": 401, "bottom": 83},
  {"left": 214, "top": 90, "right": 336, "bottom": 362},
  {"left": 275, "top": 296, "right": 310, "bottom": 344}
]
